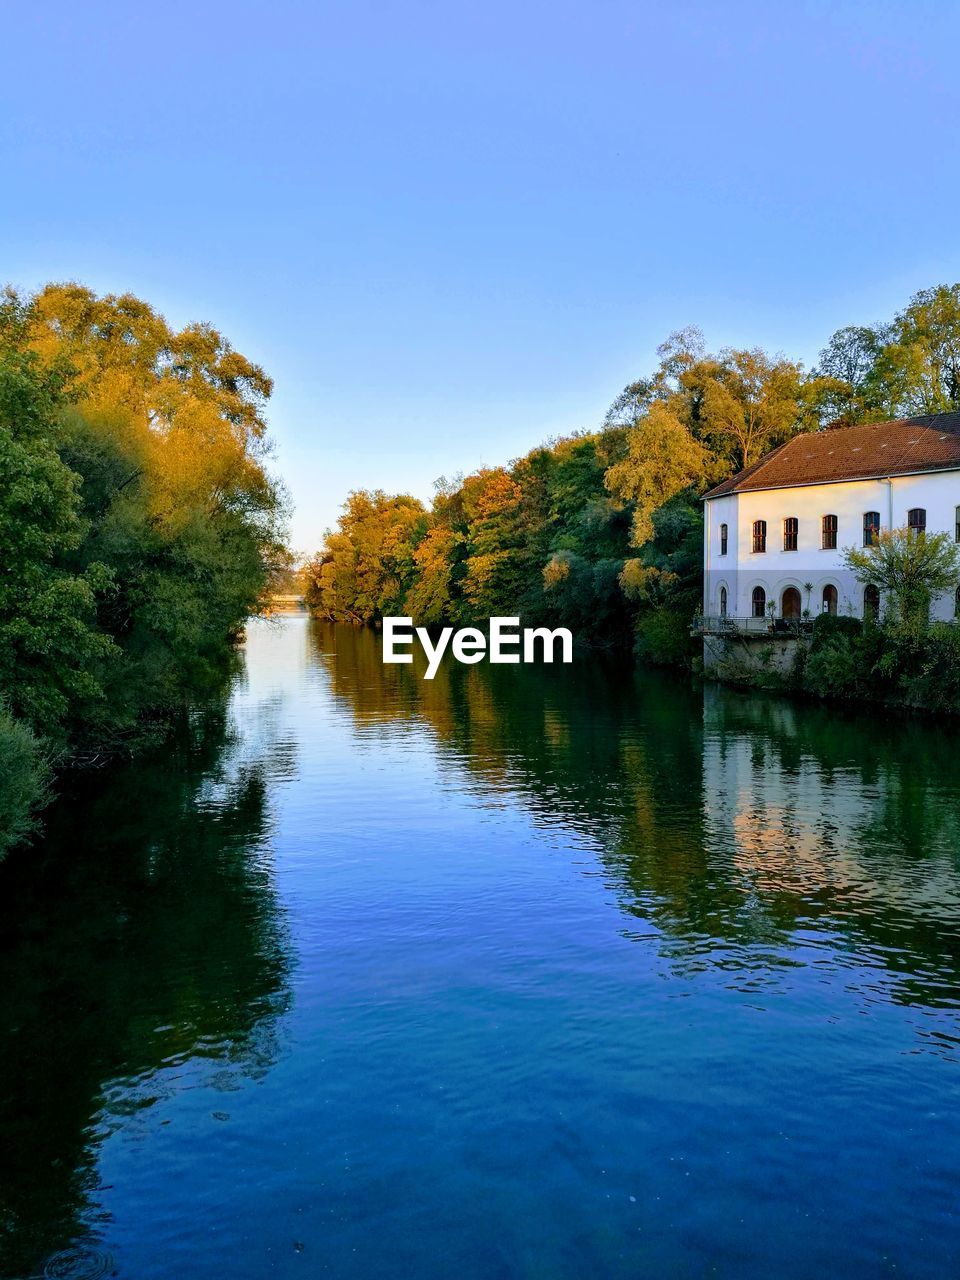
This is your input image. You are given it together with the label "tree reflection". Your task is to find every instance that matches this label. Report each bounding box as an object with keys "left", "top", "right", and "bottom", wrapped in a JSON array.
[
  {"left": 0, "top": 702, "right": 292, "bottom": 1279},
  {"left": 313, "top": 621, "right": 960, "bottom": 1011}
]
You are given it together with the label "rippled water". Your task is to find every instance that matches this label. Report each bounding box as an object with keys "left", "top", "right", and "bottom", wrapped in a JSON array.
[{"left": 2, "top": 615, "right": 960, "bottom": 1278}]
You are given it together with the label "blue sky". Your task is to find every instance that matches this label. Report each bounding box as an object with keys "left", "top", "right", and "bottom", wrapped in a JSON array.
[{"left": 2, "top": 0, "right": 959, "bottom": 550}]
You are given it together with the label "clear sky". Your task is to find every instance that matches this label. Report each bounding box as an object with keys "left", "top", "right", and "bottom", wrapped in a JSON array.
[{"left": 2, "top": 0, "right": 959, "bottom": 551}]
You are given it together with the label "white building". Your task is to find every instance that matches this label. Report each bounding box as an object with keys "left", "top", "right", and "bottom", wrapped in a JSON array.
[{"left": 702, "top": 411, "right": 960, "bottom": 631}]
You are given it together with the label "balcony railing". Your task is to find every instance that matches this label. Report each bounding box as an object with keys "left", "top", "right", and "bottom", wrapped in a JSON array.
[{"left": 693, "top": 615, "right": 814, "bottom": 637}]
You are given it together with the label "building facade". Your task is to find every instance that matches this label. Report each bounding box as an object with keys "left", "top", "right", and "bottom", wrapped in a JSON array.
[{"left": 702, "top": 411, "right": 960, "bottom": 630}]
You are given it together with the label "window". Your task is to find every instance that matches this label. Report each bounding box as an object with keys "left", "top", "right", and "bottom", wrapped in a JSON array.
[
  {"left": 719, "top": 586, "right": 727, "bottom": 617},
  {"left": 864, "top": 584, "right": 880, "bottom": 619},
  {"left": 783, "top": 517, "right": 798, "bottom": 551},
  {"left": 908, "top": 507, "right": 926, "bottom": 536},
  {"left": 720, "top": 522, "right": 728, "bottom": 556},
  {"left": 863, "top": 512, "right": 880, "bottom": 546},
  {"left": 821, "top": 514, "right": 838, "bottom": 550},
  {"left": 752, "top": 586, "right": 766, "bottom": 618},
  {"left": 955, "top": 506, "right": 960, "bottom": 543},
  {"left": 822, "top": 584, "right": 838, "bottom": 615},
  {"left": 752, "top": 520, "right": 767, "bottom": 553}
]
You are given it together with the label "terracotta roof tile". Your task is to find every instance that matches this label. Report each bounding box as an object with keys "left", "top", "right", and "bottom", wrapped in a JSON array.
[{"left": 703, "top": 412, "right": 960, "bottom": 499}]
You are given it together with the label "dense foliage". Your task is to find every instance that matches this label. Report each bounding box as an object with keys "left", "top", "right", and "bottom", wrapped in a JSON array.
[
  {"left": 307, "top": 282, "right": 960, "bottom": 662},
  {"left": 0, "top": 283, "right": 286, "bottom": 856},
  {"left": 794, "top": 608, "right": 960, "bottom": 713}
]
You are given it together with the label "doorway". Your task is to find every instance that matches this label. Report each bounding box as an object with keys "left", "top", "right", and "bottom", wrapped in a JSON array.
[{"left": 781, "top": 587, "right": 802, "bottom": 619}]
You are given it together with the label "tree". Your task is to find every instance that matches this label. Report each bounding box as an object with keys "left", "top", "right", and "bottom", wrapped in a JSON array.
[
  {"left": 876, "top": 284, "right": 960, "bottom": 416},
  {"left": 459, "top": 469, "right": 526, "bottom": 616},
  {"left": 684, "top": 347, "right": 816, "bottom": 470},
  {"left": 304, "top": 490, "right": 426, "bottom": 623},
  {"left": 24, "top": 282, "right": 274, "bottom": 445},
  {"left": 814, "top": 284, "right": 960, "bottom": 424},
  {"left": 604, "top": 401, "right": 711, "bottom": 545},
  {"left": 813, "top": 324, "right": 890, "bottom": 425},
  {"left": 0, "top": 282, "right": 287, "bottom": 750},
  {"left": 0, "top": 349, "right": 114, "bottom": 736},
  {"left": 405, "top": 525, "right": 459, "bottom": 625},
  {"left": 604, "top": 327, "right": 706, "bottom": 427},
  {"left": 842, "top": 528, "right": 960, "bottom": 623}
]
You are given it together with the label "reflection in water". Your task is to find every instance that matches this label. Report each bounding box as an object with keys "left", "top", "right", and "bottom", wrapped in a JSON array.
[
  {"left": 0, "top": 700, "right": 293, "bottom": 1278},
  {"left": 315, "top": 620, "right": 960, "bottom": 1022},
  {"left": 2, "top": 616, "right": 960, "bottom": 1280}
]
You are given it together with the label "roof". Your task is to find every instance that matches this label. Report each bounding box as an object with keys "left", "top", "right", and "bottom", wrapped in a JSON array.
[{"left": 703, "top": 412, "right": 960, "bottom": 500}]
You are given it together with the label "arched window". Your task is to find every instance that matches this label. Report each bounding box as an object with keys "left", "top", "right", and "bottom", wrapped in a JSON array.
[
  {"left": 752, "top": 520, "right": 767, "bottom": 553},
  {"left": 863, "top": 512, "right": 880, "bottom": 546},
  {"left": 908, "top": 507, "right": 926, "bottom": 536},
  {"left": 783, "top": 517, "right": 798, "bottom": 551},
  {"left": 822, "top": 584, "right": 838, "bottom": 615},
  {"left": 719, "top": 585, "right": 727, "bottom": 617},
  {"left": 821, "top": 514, "right": 838, "bottom": 549},
  {"left": 752, "top": 586, "right": 766, "bottom": 618},
  {"left": 782, "top": 586, "right": 801, "bottom": 619},
  {"left": 719, "top": 522, "right": 728, "bottom": 555},
  {"left": 864, "top": 584, "right": 880, "bottom": 619}
]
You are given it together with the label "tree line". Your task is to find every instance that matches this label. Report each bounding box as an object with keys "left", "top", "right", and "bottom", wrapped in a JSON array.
[
  {"left": 306, "top": 283, "right": 960, "bottom": 663},
  {"left": 0, "top": 283, "right": 287, "bottom": 856}
]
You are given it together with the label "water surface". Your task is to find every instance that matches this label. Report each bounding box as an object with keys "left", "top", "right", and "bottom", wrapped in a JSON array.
[{"left": 2, "top": 615, "right": 959, "bottom": 1279}]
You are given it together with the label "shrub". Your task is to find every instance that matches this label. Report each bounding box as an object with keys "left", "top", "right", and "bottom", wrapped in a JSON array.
[
  {"left": 634, "top": 606, "right": 696, "bottom": 667},
  {"left": 895, "top": 622, "right": 960, "bottom": 711},
  {"left": 0, "top": 709, "right": 48, "bottom": 859},
  {"left": 803, "top": 633, "right": 863, "bottom": 699},
  {"left": 810, "top": 613, "right": 861, "bottom": 650}
]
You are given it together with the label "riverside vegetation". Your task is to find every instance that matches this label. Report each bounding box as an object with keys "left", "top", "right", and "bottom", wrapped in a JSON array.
[
  {"left": 306, "top": 282, "right": 960, "bottom": 713},
  {"left": 0, "top": 284, "right": 287, "bottom": 857}
]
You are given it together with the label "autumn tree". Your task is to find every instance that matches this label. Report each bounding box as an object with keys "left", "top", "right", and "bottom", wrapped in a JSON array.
[
  {"left": 460, "top": 469, "right": 525, "bottom": 617},
  {"left": 0, "top": 281, "right": 287, "bottom": 774},
  {"left": 604, "top": 401, "right": 712, "bottom": 546},
  {"left": 305, "top": 490, "right": 426, "bottom": 623}
]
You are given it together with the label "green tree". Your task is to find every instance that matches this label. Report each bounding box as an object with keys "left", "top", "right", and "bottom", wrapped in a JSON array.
[
  {"left": 813, "top": 324, "right": 890, "bottom": 424},
  {"left": 842, "top": 527, "right": 960, "bottom": 623},
  {"left": 2, "top": 284, "right": 288, "bottom": 741},
  {"left": 684, "top": 347, "right": 816, "bottom": 470},
  {"left": 815, "top": 284, "right": 960, "bottom": 424},
  {"left": 0, "top": 350, "right": 114, "bottom": 736},
  {"left": 876, "top": 284, "right": 960, "bottom": 416}
]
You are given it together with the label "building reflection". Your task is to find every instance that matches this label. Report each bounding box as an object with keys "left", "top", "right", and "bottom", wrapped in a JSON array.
[{"left": 313, "top": 621, "right": 960, "bottom": 1013}]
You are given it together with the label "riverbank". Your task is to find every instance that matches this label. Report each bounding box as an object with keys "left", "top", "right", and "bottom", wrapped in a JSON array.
[
  {"left": 0, "top": 284, "right": 287, "bottom": 860},
  {"left": 699, "top": 611, "right": 960, "bottom": 716}
]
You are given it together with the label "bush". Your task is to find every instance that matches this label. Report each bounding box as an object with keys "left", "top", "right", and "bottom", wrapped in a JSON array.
[
  {"left": 895, "top": 622, "right": 960, "bottom": 711},
  {"left": 810, "top": 613, "right": 862, "bottom": 649},
  {"left": 803, "top": 633, "right": 863, "bottom": 699},
  {"left": 0, "top": 709, "right": 48, "bottom": 859},
  {"left": 634, "top": 606, "right": 696, "bottom": 667},
  {"left": 803, "top": 612, "right": 889, "bottom": 702}
]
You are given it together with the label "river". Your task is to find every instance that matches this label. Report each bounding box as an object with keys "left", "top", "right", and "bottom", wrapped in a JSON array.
[{"left": 1, "top": 614, "right": 959, "bottom": 1279}]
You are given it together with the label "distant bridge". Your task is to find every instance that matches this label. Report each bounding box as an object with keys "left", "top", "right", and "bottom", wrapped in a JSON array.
[{"left": 263, "top": 594, "right": 307, "bottom": 612}]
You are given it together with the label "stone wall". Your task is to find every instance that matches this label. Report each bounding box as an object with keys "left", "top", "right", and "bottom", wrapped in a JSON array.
[{"left": 702, "top": 632, "right": 805, "bottom": 679}]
